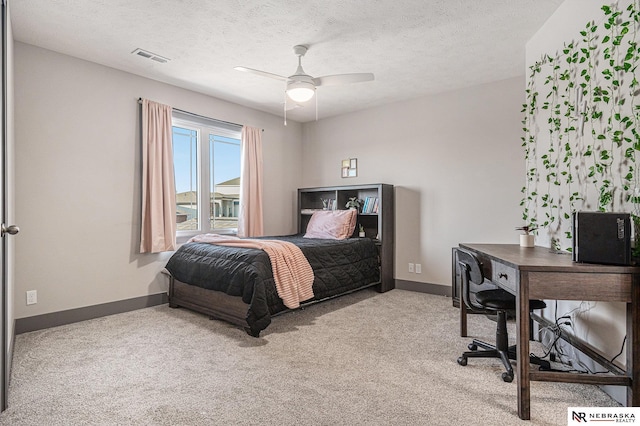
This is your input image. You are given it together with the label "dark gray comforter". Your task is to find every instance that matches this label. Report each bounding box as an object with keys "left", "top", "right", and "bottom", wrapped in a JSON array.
[{"left": 165, "top": 235, "right": 380, "bottom": 335}]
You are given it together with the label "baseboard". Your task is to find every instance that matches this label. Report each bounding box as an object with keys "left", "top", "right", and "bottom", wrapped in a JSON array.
[
  {"left": 14, "top": 293, "right": 168, "bottom": 335},
  {"left": 395, "top": 280, "right": 452, "bottom": 297},
  {"left": 13, "top": 283, "right": 447, "bottom": 334}
]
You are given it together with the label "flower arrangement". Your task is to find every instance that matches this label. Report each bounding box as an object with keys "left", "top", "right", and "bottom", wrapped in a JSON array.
[
  {"left": 345, "top": 197, "right": 362, "bottom": 210},
  {"left": 516, "top": 225, "right": 537, "bottom": 247},
  {"left": 515, "top": 225, "right": 537, "bottom": 235}
]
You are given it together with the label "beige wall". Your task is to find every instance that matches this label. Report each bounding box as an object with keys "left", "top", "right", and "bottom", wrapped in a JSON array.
[
  {"left": 13, "top": 42, "right": 302, "bottom": 318},
  {"left": 14, "top": 40, "right": 528, "bottom": 315},
  {"left": 301, "top": 77, "right": 526, "bottom": 287}
]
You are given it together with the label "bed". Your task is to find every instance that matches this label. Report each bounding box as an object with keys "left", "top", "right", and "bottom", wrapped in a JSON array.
[{"left": 165, "top": 232, "right": 381, "bottom": 336}]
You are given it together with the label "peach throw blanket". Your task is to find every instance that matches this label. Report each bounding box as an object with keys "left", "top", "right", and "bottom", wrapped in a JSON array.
[{"left": 188, "top": 234, "right": 314, "bottom": 309}]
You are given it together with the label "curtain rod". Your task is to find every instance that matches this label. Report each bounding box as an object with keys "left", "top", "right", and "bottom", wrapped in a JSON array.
[{"left": 138, "top": 98, "right": 263, "bottom": 131}]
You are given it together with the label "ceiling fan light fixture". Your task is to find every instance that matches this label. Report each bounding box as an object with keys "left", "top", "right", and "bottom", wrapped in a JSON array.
[{"left": 286, "top": 81, "right": 315, "bottom": 103}]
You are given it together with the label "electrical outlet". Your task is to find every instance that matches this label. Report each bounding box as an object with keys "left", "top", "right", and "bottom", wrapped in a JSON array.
[
  {"left": 415, "top": 263, "right": 422, "bottom": 274},
  {"left": 26, "top": 290, "right": 37, "bottom": 305},
  {"left": 408, "top": 263, "right": 414, "bottom": 273}
]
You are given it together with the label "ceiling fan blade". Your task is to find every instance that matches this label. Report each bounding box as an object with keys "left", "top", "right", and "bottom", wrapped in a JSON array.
[
  {"left": 234, "top": 66, "right": 288, "bottom": 82},
  {"left": 313, "top": 73, "right": 374, "bottom": 86}
]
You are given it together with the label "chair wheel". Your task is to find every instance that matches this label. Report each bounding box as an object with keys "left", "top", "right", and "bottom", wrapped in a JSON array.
[
  {"left": 468, "top": 343, "right": 478, "bottom": 351},
  {"left": 457, "top": 356, "right": 468, "bottom": 366},
  {"left": 501, "top": 372, "right": 514, "bottom": 382}
]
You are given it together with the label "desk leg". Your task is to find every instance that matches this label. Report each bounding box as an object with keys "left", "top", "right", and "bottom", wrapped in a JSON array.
[
  {"left": 628, "top": 275, "right": 640, "bottom": 407},
  {"left": 517, "top": 272, "right": 531, "bottom": 420},
  {"left": 460, "top": 299, "right": 468, "bottom": 337}
]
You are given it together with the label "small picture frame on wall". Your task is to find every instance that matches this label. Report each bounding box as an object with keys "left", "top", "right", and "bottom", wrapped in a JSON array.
[{"left": 341, "top": 158, "right": 358, "bottom": 178}]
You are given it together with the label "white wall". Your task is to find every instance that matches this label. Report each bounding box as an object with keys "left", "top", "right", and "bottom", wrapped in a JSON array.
[
  {"left": 301, "top": 77, "right": 526, "bottom": 287},
  {"left": 13, "top": 42, "right": 302, "bottom": 318},
  {"left": 526, "top": 0, "right": 606, "bottom": 65},
  {"left": 527, "top": 0, "right": 632, "bottom": 403}
]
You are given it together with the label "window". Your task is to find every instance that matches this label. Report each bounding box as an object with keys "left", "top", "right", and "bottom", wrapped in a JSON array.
[{"left": 172, "top": 111, "right": 241, "bottom": 240}]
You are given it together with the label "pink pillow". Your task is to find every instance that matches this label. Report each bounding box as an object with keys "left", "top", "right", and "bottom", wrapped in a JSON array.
[{"left": 303, "top": 210, "right": 357, "bottom": 240}]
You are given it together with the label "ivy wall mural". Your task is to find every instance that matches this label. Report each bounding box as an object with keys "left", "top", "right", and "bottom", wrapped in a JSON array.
[{"left": 522, "top": 1, "right": 640, "bottom": 252}]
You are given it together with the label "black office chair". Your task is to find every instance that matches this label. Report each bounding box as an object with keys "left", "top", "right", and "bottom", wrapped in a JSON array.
[{"left": 455, "top": 249, "right": 549, "bottom": 382}]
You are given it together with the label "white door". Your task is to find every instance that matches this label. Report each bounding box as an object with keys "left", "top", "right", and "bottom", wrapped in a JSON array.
[{"left": 0, "top": 0, "right": 16, "bottom": 411}]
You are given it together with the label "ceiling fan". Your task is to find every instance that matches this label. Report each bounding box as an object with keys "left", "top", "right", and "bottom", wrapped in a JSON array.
[{"left": 235, "top": 45, "right": 374, "bottom": 105}]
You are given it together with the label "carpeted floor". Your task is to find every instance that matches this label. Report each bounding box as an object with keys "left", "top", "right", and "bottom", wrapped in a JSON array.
[{"left": 0, "top": 289, "right": 619, "bottom": 425}]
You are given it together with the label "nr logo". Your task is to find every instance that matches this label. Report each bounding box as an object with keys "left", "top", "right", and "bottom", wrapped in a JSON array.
[{"left": 572, "top": 411, "right": 587, "bottom": 422}]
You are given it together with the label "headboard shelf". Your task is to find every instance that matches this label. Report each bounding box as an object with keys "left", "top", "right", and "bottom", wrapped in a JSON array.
[{"left": 297, "top": 184, "right": 395, "bottom": 292}]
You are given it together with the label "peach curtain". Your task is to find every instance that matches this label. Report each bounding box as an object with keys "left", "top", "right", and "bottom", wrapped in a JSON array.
[
  {"left": 140, "top": 99, "right": 177, "bottom": 253},
  {"left": 237, "top": 126, "right": 264, "bottom": 237}
]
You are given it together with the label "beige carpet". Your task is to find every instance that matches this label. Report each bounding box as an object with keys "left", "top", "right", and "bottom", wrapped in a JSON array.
[{"left": 0, "top": 289, "right": 619, "bottom": 425}]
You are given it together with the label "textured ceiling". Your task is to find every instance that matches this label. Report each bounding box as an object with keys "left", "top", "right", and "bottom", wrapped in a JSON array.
[{"left": 11, "top": 0, "right": 563, "bottom": 123}]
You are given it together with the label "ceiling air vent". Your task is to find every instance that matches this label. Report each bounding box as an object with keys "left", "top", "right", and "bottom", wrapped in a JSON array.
[{"left": 131, "top": 48, "right": 170, "bottom": 64}]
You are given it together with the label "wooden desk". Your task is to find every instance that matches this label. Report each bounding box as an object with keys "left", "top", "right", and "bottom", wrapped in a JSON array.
[{"left": 459, "top": 243, "right": 640, "bottom": 420}]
